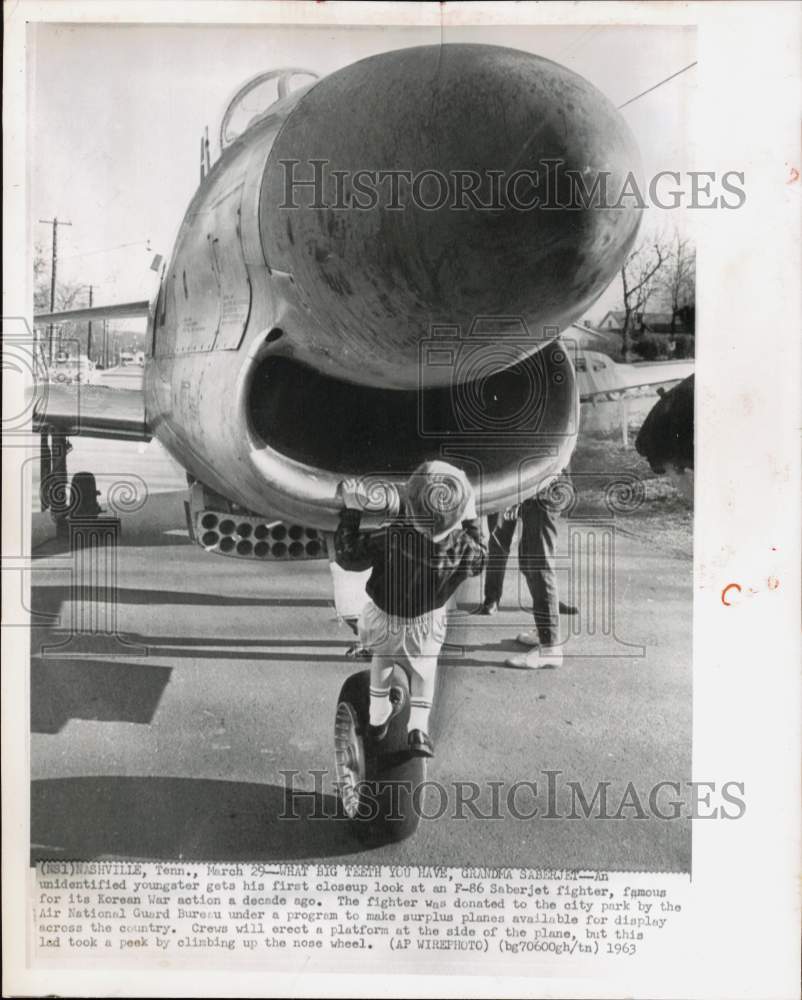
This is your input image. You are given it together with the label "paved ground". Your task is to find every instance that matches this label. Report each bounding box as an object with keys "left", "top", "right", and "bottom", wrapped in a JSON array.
[{"left": 30, "top": 438, "right": 691, "bottom": 871}]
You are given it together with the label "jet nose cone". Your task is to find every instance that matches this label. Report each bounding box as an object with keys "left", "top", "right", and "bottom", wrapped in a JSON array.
[{"left": 262, "top": 43, "right": 643, "bottom": 389}]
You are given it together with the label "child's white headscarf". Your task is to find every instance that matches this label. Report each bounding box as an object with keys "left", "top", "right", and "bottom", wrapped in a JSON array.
[{"left": 406, "top": 461, "right": 471, "bottom": 542}]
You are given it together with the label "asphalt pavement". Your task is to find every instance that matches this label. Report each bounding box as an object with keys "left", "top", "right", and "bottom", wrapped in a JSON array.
[{"left": 30, "top": 438, "right": 691, "bottom": 872}]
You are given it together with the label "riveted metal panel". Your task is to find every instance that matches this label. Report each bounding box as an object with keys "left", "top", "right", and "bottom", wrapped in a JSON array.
[
  {"left": 162, "top": 165, "right": 253, "bottom": 356},
  {"left": 172, "top": 230, "right": 221, "bottom": 354},
  {"left": 208, "top": 184, "right": 252, "bottom": 350}
]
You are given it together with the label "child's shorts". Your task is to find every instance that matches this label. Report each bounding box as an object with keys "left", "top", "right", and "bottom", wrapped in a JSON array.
[{"left": 357, "top": 600, "right": 448, "bottom": 667}]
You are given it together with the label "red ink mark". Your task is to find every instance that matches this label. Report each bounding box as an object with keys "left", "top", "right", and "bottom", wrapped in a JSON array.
[
  {"left": 788, "top": 165, "right": 799, "bottom": 184},
  {"left": 721, "top": 583, "right": 741, "bottom": 606},
  {"left": 768, "top": 576, "right": 780, "bottom": 590}
]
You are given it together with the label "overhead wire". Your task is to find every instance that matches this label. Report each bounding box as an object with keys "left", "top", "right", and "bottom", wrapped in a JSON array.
[
  {"left": 618, "top": 61, "right": 697, "bottom": 110},
  {"left": 60, "top": 239, "right": 152, "bottom": 261}
]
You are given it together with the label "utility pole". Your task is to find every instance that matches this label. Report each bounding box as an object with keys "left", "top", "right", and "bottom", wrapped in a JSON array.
[
  {"left": 86, "top": 284, "right": 94, "bottom": 363},
  {"left": 38, "top": 217, "right": 72, "bottom": 364}
]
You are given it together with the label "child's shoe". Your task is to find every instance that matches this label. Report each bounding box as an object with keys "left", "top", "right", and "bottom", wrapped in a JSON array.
[{"left": 408, "top": 729, "right": 434, "bottom": 758}]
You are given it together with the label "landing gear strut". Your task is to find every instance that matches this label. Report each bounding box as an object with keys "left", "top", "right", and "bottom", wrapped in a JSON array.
[{"left": 40, "top": 429, "right": 102, "bottom": 540}]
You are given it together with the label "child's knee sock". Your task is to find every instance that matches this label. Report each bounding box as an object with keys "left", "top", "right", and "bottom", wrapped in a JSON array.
[
  {"left": 408, "top": 656, "right": 437, "bottom": 733},
  {"left": 408, "top": 699, "right": 433, "bottom": 734},
  {"left": 369, "top": 660, "right": 393, "bottom": 726}
]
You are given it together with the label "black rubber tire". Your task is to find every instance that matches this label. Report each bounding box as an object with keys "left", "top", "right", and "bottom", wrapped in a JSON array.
[{"left": 335, "top": 669, "right": 424, "bottom": 843}]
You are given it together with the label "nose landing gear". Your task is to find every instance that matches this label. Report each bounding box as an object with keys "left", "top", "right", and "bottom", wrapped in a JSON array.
[{"left": 334, "top": 668, "right": 424, "bottom": 843}]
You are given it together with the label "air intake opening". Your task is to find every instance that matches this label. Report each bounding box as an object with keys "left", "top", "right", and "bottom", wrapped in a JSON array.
[{"left": 248, "top": 350, "right": 571, "bottom": 477}]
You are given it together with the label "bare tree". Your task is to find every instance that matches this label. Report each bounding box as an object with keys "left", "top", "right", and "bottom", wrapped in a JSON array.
[
  {"left": 33, "top": 243, "right": 51, "bottom": 312},
  {"left": 619, "top": 239, "right": 667, "bottom": 359},
  {"left": 34, "top": 244, "right": 87, "bottom": 312},
  {"left": 33, "top": 241, "right": 48, "bottom": 283},
  {"left": 33, "top": 245, "right": 93, "bottom": 358},
  {"left": 661, "top": 230, "right": 696, "bottom": 333}
]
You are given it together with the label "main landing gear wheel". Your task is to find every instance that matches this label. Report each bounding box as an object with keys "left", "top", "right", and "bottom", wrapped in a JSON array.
[{"left": 334, "top": 668, "right": 424, "bottom": 843}]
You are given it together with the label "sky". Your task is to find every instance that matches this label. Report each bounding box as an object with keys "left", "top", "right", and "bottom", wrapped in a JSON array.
[{"left": 30, "top": 21, "right": 695, "bottom": 322}]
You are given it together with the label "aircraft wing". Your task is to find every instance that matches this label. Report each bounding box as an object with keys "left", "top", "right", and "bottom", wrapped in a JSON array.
[
  {"left": 30, "top": 300, "right": 152, "bottom": 441},
  {"left": 34, "top": 300, "right": 151, "bottom": 325},
  {"left": 576, "top": 352, "right": 694, "bottom": 401}
]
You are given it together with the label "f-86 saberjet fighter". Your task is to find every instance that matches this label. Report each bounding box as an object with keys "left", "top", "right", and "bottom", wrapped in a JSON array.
[{"left": 32, "top": 44, "right": 645, "bottom": 838}]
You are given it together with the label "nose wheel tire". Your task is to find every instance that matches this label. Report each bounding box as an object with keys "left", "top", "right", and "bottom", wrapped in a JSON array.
[
  {"left": 334, "top": 669, "right": 424, "bottom": 843},
  {"left": 334, "top": 701, "right": 366, "bottom": 820}
]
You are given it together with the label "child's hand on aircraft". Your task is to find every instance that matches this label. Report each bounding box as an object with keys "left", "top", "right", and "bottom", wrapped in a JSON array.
[
  {"left": 462, "top": 486, "right": 478, "bottom": 522},
  {"left": 338, "top": 478, "right": 363, "bottom": 510}
]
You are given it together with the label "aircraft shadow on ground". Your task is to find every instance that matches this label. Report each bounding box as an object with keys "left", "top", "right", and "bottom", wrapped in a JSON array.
[
  {"left": 31, "top": 491, "right": 191, "bottom": 552},
  {"left": 30, "top": 585, "right": 333, "bottom": 613},
  {"left": 31, "top": 776, "right": 364, "bottom": 862},
  {"left": 118, "top": 639, "right": 353, "bottom": 663},
  {"left": 31, "top": 657, "right": 172, "bottom": 734},
  {"left": 119, "top": 527, "right": 193, "bottom": 548},
  {"left": 29, "top": 636, "right": 353, "bottom": 667}
]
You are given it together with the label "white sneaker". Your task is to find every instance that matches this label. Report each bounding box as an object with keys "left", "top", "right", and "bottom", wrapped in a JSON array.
[
  {"left": 515, "top": 630, "right": 540, "bottom": 647},
  {"left": 506, "top": 645, "right": 564, "bottom": 670}
]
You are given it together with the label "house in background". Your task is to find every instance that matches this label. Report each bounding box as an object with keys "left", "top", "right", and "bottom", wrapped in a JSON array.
[
  {"left": 595, "top": 308, "right": 695, "bottom": 359},
  {"left": 597, "top": 309, "right": 694, "bottom": 337},
  {"left": 565, "top": 321, "right": 625, "bottom": 360},
  {"left": 598, "top": 310, "right": 627, "bottom": 333}
]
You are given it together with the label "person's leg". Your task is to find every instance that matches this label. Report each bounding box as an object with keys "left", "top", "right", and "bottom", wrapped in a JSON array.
[
  {"left": 407, "top": 654, "right": 438, "bottom": 735},
  {"left": 520, "top": 497, "right": 559, "bottom": 646},
  {"left": 482, "top": 513, "right": 516, "bottom": 608},
  {"left": 557, "top": 466, "right": 578, "bottom": 615},
  {"left": 508, "top": 497, "right": 562, "bottom": 667},
  {"left": 368, "top": 662, "right": 394, "bottom": 726},
  {"left": 357, "top": 602, "right": 395, "bottom": 727},
  {"left": 403, "top": 608, "right": 447, "bottom": 756}
]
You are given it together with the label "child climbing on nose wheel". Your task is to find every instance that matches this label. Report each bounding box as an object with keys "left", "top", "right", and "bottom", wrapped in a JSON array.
[{"left": 334, "top": 461, "right": 487, "bottom": 758}]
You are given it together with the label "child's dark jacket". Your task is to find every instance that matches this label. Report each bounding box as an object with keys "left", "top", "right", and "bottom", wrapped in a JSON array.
[{"left": 335, "top": 508, "right": 487, "bottom": 618}]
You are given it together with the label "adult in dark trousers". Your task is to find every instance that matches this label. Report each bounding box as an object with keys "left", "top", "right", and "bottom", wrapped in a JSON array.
[{"left": 477, "top": 486, "right": 577, "bottom": 669}]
